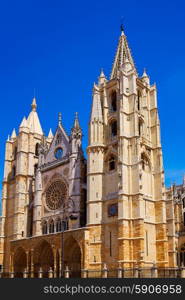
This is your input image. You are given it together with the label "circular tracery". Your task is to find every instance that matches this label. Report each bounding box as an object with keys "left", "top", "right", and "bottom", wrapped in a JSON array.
[{"left": 46, "top": 180, "right": 67, "bottom": 210}]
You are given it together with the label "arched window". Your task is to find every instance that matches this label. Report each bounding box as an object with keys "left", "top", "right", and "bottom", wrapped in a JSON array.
[
  {"left": 49, "top": 220, "right": 55, "bottom": 233},
  {"left": 42, "top": 221, "right": 48, "bottom": 235},
  {"left": 55, "top": 147, "right": 63, "bottom": 160},
  {"left": 55, "top": 133, "right": 62, "bottom": 145},
  {"left": 14, "top": 147, "right": 17, "bottom": 160},
  {"left": 141, "top": 153, "right": 150, "bottom": 172},
  {"left": 139, "top": 121, "right": 141, "bottom": 136},
  {"left": 56, "top": 219, "right": 62, "bottom": 232},
  {"left": 35, "top": 143, "right": 40, "bottom": 156},
  {"left": 109, "top": 156, "right": 116, "bottom": 171},
  {"left": 80, "top": 189, "right": 87, "bottom": 227},
  {"left": 182, "top": 198, "right": 185, "bottom": 208},
  {"left": 34, "top": 164, "right": 38, "bottom": 176},
  {"left": 12, "top": 166, "right": 16, "bottom": 178},
  {"left": 111, "top": 91, "right": 117, "bottom": 112},
  {"left": 110, "top": 120, "right": 117, "bottom": 138},
  {"left": 137, "top": 90, "right": 141, "bottom": 111},
  {"left": 62, "top": 221, "right": 68, "bottom": 231},
  {"left": 138, "top": 119, "right": 144, "bottom": 137}
]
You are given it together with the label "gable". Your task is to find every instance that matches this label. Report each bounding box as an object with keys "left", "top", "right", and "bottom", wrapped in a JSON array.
[{"left": 45, "top": 124, "right": 70, "bottom": 163}]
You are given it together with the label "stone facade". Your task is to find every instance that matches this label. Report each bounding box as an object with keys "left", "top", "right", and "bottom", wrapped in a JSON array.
[
  {"left": 166, "top": 177, "right": 185, "bottom": 267},
  {"left": 0, "top": 28, "right": 184, "bottom": 277}
]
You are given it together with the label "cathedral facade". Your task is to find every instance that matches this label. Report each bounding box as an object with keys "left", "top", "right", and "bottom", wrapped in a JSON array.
[{"left": 0, "top": 28, "right": 185, "bottom": 277}]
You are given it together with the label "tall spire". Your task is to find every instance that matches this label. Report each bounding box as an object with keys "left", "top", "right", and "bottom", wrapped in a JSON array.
[
  {"left": 27, "top": 97, "right": 43, "bottom": 135},
  {"left": 110, "top": 27, "right": 135, "bottom": 79}
]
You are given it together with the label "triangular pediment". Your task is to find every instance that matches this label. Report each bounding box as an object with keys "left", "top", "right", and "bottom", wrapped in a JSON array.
[{"left": 45, "top": 124, "right": 70, "bottom": 163}]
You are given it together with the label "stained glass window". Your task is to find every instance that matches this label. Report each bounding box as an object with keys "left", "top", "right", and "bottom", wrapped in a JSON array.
[{"left": 46, "top": 180, "right": 67, "bottom": 210}]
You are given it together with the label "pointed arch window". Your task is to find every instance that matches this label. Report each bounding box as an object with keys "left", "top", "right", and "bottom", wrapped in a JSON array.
[
  {"left": 141, "top": 153, "right": 150, "bottom": 172},
  {"left": 42, "top": 221, "right": 48, "bottom": 235},
  {"left": 110, "top": 90, "right": 117, "bottom": 112},
  {"left": 12, "top": 166, "right": 16, "bottom": 178},
  {"left": 13, "top": 147, "right": 17, "bottom": 160},
  {"left": 62, "top": 221, "right": 68, "bottom": 231},
  {"left": 56, "top": 219, "right": 62, "bottom": 232},
  {"left": 110, "top": 120, "right": 117, "bottom": 138},
  {"left": 183, "top": 198, "right": 185, "bottom": 208},
  {"left": 137, "top": 90, "right": 141, "bottom": 111},
  {"left": 34, "top": 164, "right": 38, "bottom": 176},
  {"left": 55, "top": 133, "right": 62, "bottom": 145},
  {"left": 49, "top": 220, "right": 55, "bottom": 233},
  {"left": 35, "top": 143, "right": 40, "bottom": 156},
  {"left": 109, "top": 155, "right": 116, "bottom": 171}
]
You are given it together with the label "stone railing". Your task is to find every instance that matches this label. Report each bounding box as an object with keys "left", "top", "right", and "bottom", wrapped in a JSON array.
[{"left": 0, "top": 264, "right": 185, "bottom": 278}]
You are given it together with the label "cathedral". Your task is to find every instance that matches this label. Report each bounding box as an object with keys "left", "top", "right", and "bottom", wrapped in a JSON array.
[{"left": 0, "top": 27, "right": 185, "bottom": 278}]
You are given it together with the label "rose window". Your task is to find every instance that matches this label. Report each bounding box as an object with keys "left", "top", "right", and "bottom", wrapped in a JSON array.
[{"left": 46, "top": 180, "right": 67, "bottom": 210}]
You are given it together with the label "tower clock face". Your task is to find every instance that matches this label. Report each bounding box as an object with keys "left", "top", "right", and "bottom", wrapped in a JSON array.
[
  {"left": 46, "top": 180, "right": 67, "bottom": 210},
  {"left": 55, "top": 147, "right": 63, "bottom": 160}
]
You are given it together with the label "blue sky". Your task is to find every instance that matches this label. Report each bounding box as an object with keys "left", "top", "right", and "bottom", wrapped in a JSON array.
[{"left": 0, "top": 0, "right": 185, "bottom": 207}]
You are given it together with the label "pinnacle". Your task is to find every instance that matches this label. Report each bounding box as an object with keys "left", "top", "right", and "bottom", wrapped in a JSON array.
[
  {"left": 48, "top": 128, "right": 53, "bottom": 139},
  {"left": 31, "top": 97, "right": 37, "bottom": 111},
  {"left": 27, "top": 98, "right": 43, "bottom": 135},
  {"left": 142, "top": 68, "right": 148, "bottom": 78},
  {"left": 99, "top": 69, "right": 105, "bottom": 78},
  {"left": 11, "top": 128, "right": 16, "bottom": 139},
  {"left": 20, "top": 116, "right": 28, "bottom": 128},
  {"left": 73, "top": 112, "right": 80, "bottom": 129}
]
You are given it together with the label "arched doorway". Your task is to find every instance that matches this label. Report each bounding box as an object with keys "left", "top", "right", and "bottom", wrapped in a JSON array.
[
  {"left": 179, "top": 244, "right": 185, "bottom": 267},
  {"left": 14, "top": 247, "right": 27, "bottom": 277},
  {"left": 34, "top": 240, "right": 54, "bottom": 277},
  {"left": 63, "top": 237, "right": 81, "bottom": 277}
]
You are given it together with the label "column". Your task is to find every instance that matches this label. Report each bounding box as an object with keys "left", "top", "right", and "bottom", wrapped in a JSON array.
[
  {"left": 53, "top": 246, "right": 57, "bottom": 278},
  {"left": 30, "top": 249, "right": 34, "bottom": 278},
  {"left": 10, "top": 252, "right": 14, "bottom": 278},
  {"left": 26, "top": 251, "right": 29, "bottom": 273},
  {"left": 58, "top": 248, "right": 62, "bottom": 277}
]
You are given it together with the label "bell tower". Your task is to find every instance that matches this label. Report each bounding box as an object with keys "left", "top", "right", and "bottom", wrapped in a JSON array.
[
  {"left": 87, "top": 27, "right": 168, "bottom": 269},
  {"left": 1, "top": 98, "right": 44, "bottom": 271}
]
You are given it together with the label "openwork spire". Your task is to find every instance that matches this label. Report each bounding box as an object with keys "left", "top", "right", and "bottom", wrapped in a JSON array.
[{"left": 110, "top": 29, "right": 135, "bottom": 79}]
